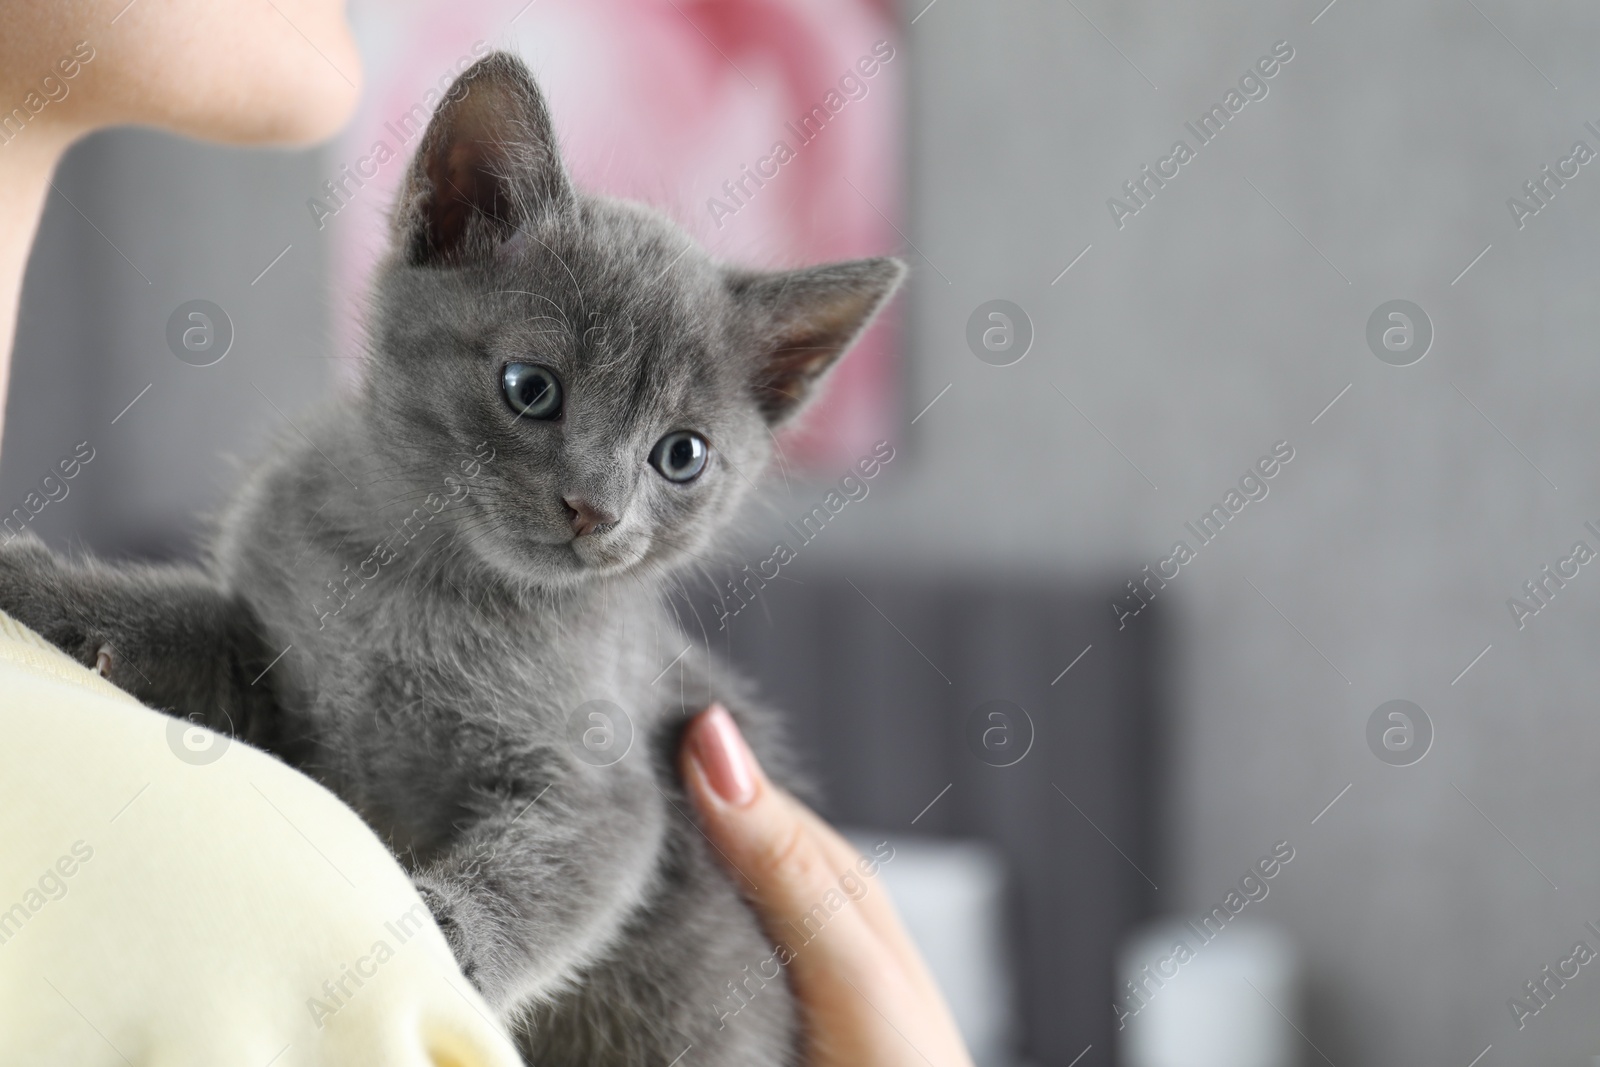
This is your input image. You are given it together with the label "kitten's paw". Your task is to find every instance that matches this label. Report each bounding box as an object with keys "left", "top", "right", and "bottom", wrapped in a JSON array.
[
  {"left": 0, "top": 534, "right": 76, "bottom": 639},
  {"left": 0, "top": 537, "right": 131, "bottom": 682},
  {"left": 415, "top": 876, "right": 497, "bottom": 998},
  {"left": 0, "top": 531, "right": 60, "bottom": 581}
]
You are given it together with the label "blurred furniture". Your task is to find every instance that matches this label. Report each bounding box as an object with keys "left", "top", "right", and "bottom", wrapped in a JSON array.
[
  {"left": 717, "top": 571, "right": 1165, "bottom": 1067},
  {"left": 1118, "top": 923, "right": 1302, "bottom": 1067}
]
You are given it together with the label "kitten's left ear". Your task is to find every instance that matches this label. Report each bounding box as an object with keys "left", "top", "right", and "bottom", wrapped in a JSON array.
[
  {"left": 729, "top": 258, "right": 906, "bottom": 425},
  {"left": 393, "top": 52, "right": 573, "bottom": 267}
]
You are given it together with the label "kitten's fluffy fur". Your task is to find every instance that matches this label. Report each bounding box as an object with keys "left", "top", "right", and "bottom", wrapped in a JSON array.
[{"left": 0, "top": 54, "right": 902, "bottom": 1064}]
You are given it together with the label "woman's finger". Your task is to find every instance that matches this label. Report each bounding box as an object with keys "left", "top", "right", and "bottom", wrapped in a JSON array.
[
  {"left": 681, "top": 705, "right": 975, "bottom": 1067},
  {"left": 681, "top": 706, "right": 874, "bottom": 934}
]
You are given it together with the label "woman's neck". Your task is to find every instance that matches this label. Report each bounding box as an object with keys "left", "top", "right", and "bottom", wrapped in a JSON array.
[{"left": 0, "top": 130, "right": 73, "bottom": 445}]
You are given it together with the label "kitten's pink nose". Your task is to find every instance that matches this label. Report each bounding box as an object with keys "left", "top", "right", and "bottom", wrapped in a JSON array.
[{"left": 563, "top": 496, "right": 616, "bottom": 537}]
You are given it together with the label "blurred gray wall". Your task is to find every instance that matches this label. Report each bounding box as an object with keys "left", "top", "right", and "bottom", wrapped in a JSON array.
[
  {"left": 9, "top": 1, "right": 1600, "bottom": 1064},
  {"left": 3, "top": 130, "right": 332, "bottom": 558},
  {"left": 808, "top": 2, "right": 1600, "bottom": 1064}
]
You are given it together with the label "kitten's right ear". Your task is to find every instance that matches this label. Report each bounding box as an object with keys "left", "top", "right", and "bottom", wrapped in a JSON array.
[{"left": 392, "top": 52, "right": 573, "bottom": 267}]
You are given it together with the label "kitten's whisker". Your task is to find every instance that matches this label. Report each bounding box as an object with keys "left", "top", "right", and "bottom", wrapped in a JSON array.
[
  {"left": 637, "top": 533, "right": 735, "bottom": 573},
  {"left": 490, "top": 290, "right": 573, "bottom": 332},
  {"left": 373, "top": 483, "right": 479, "bottom": 509},
  {"left": 679, "top": 580, "right": 715, "bottom": 654},
  {"left": 763, "top": 425, "right": 793, "bottom": 498},
  {"left": 718, "top": 453, "right": 765, "bottom": 498},
  {"left": 517, "top": 228, "right": 587, "bottom": 317}
]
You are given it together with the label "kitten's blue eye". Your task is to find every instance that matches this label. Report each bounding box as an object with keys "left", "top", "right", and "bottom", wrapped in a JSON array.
[
  {"left": 650, "top": 431, "right": 708, "bottom": 483},
  {"left": 502, "top": 363, "right": 562, "bottom": 420}
]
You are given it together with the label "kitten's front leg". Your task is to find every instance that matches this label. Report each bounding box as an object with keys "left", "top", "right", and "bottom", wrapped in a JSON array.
[
  {"left": 0, "top": 534, "right": 276, "bottom": 739},
  {"left": 410, "top": 753, "right": 668, "bottom": 1011}
]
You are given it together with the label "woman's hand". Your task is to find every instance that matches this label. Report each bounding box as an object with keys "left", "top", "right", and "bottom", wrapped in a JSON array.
[{"left": 681, "top": 705, "right": 976, "bottom": 1067}]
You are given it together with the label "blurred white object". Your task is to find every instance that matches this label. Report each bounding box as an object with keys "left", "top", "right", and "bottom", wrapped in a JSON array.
[
  {"left": 846, "top": 831, "right": 1018, "bottom": 1067},
  {"left": 1118, "top": 921, "right": 1301, "bottom": 1067}
]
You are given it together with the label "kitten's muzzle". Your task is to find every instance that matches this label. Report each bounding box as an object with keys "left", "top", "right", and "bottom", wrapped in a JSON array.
[{"left": 563, "top": 496, "right": 617, "bottom": 538}]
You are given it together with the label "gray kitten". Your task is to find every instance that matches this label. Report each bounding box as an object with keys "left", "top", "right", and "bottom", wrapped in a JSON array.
[{"left": 0, "top": 52, "right": 902, "bottom": 1065}]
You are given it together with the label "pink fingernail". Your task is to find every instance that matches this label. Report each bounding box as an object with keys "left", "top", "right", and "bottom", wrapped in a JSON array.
[{"left": 690, "top": 705, "right": 756, "bottom": 807}]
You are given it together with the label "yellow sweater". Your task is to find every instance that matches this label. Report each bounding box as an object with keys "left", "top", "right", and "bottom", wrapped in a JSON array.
[{"left": 0, "top": 611, "right": 522, "bottom": 1066}]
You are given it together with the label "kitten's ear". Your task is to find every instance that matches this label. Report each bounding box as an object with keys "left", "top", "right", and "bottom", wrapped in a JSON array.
[
  {"left": 729, "top": 257, "right": 906, "bottom": 425},
  {"left": 393, "top": 52, "right": 572, "bottom": 267}
]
